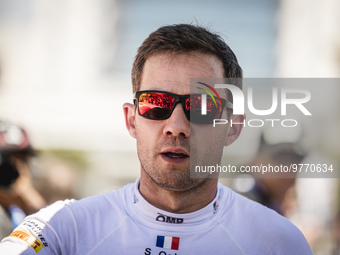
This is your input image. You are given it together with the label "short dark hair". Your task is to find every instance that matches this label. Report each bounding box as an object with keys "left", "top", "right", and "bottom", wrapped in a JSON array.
[{"left": 132, "top": 24, "right": 243, "bottom": 93}]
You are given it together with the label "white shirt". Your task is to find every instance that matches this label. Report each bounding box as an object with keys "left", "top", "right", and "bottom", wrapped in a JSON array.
[{"left": 0, "top": 179, "right": 313, "bottom": 254}]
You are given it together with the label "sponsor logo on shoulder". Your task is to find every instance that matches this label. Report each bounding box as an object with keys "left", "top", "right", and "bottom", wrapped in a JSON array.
[
  {"left": 156, "top": 213, "right": 183, "bottom": 224},
  {"left": 23, "top": 220, "right": 49, "bottom": 247},
  {"left": 10, "top": 230, "right": 44, "bottom": 253}
]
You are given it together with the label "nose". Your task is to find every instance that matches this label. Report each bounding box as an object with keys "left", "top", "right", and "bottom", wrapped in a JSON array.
[{"left": 163, "top": 104, "right": 190, "bottom": 138}]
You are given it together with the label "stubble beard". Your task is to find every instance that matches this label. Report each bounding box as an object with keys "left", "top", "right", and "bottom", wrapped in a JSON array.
[{"left": 137, "top": 136, "right": 210, "bottom": 192}]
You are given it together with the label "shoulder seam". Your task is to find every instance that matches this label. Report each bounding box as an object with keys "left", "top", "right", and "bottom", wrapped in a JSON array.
[
  {"left": 214, "top": 217, "right": 247, "bottom": 255},
  {"left": 85, "top": 212, "right": 129, "bottom": 255},
  {"left": 83, "top": 191, "right": 130, "bottom": 255},
  {"left": 64, "top": 203, "right": 79, "bottom": 254}
]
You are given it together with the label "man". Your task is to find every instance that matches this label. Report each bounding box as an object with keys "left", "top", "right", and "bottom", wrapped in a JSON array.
[{"left": 0, "top": 24, "right": 312, "bottom": 254}]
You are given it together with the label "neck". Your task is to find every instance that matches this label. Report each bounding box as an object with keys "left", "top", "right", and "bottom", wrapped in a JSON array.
[{"left": 139, "top": 170, "right": 218, "bottom": 214}]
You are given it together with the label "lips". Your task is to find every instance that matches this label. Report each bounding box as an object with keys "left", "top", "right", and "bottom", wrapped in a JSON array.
[
  {"left": 160, "top": 149, "right": 189, "bottom": 163},
  {"left": 162, "top": 152, "right": 188, "bottom": 159}
]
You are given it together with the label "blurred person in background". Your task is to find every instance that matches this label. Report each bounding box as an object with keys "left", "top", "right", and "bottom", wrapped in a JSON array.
[
  {"left": 0, "top": 24, "right": 312, "bottom": 254},
  {"left": 234, "top": 135, "right": 340, "bottom": 254},
  {"left": 0, "top": 120, "right": 46, "bottom": 238},
  {"left": 237, "top": 134, "right": 305, "bottom": 217}
]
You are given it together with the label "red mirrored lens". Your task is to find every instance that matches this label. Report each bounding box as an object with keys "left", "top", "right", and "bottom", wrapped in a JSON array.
[
  {"left": 186, "top": 96, "right": 223, "bottom": 124},
  {"left": 138, "top": 92, "right": 175, "bottom": 119},
  {"left": 186, "top": 96, "right": 222, "bottom": 114}
]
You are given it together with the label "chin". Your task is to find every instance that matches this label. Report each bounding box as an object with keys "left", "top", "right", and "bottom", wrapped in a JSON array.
[{"left": 152, "top": 174, "right": 207, "bottom": 192}]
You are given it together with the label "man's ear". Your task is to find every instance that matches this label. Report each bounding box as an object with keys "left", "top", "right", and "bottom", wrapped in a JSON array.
[
  {"left": 123, "top": 103, "right": 137, "bottom": 139},
  {"left": 225, "top": 114, "right": 245, "bottom": 146}
]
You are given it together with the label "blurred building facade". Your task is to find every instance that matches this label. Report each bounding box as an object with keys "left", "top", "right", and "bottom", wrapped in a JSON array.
[{"left": 0, "top": 0, "right": 280, "bottom": 194}]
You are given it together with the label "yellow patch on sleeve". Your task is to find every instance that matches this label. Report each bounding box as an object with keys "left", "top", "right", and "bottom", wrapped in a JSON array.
[{"left": 10, "top": 230, "right": 44, "bottom": 253}]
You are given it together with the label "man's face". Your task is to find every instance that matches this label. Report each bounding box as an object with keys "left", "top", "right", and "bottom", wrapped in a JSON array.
[{"left": 124, "top": 52, "right": 243, "bottom": 192}]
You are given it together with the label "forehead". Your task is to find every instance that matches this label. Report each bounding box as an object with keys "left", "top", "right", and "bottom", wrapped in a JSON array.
[{"left": 140, "top": 52, "right": 224, "bottom": 94}]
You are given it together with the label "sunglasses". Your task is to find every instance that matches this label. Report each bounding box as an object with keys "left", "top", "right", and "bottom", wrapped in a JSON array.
[{"left": 133, "top": 90, "right": 233, "bottom": 124}]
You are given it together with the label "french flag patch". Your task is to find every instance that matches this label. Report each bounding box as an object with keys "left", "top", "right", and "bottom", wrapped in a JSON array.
[{"left": 156, "top": 235, "right": 180, "bottom": 250}]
